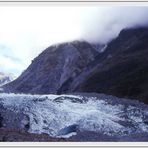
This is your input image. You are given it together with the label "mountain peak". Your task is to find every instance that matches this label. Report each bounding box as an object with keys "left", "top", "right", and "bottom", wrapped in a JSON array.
[
  {"left": 3, "top": 40, "right": 99, "bottom": 94},
  {"left": 0, "top": 72, "right": 16, "bottom": 87},
  {"left": 118, "top": 27, "right": 148, "bottom": 38},
  {"left": 3, "top": 27, "right": 148, "bottom": 104}
]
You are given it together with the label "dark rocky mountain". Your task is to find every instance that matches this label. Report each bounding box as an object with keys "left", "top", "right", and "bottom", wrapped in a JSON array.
[
  {"left": 3, "top": 27, "right": 148, "bottom": 104},
  {"left": 3, "top": 41, "right": 99, "bottom": 94},
  {"left": 74, "top": 28, "right": 148, "bottom": 104}
]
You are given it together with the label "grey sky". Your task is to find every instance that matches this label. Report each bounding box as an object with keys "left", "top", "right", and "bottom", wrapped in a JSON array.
[{"left": 0, "top": 6, "right": 148, "bottom": 76}]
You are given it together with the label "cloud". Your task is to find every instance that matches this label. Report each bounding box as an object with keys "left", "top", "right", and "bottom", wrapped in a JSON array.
[
  {"left": 0, "top": 53, "right": 24, "bottom": 76},
  {"left": 0, "top": 6, "right": 148, "bottom": 76},
  {"left": 79, "top": 7, "right": 148, "bottom": 44}
]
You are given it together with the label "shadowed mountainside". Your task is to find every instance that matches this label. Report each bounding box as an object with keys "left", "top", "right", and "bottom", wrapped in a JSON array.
[
  {"left": 3, "top": 41, "right": 99, "bottom": 94},
  {"left": 3, "top": 27, "right": 148, "bottom": 104},
  {"left": 75, "top": 28, "right": 148, "bottom": 103}
]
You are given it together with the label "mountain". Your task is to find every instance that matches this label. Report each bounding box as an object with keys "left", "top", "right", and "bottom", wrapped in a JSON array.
[
  {"left": 3, "top": 41, "right": 100, "bottom": 94},
  {"left": 74, "top": 28, "right": 148, "bottom": 103},
  {"left": 0, "top": 72, "right": 15, "bottom": 87},
  {"left": 3, "top": 27, "right": 148, "bottom": 104}
]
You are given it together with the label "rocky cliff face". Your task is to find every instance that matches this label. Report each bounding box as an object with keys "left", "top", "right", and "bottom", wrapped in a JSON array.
[
  {"left": 3, "top": 27, "right": 148, "bottom": 104},
  {"left": 3, "top": 41, "right": 99, "bottom": 94}
]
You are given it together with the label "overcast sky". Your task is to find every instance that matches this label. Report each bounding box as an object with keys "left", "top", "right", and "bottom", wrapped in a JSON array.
[{"left": 0, "top": 6, "right": 148, "bottom": 77}]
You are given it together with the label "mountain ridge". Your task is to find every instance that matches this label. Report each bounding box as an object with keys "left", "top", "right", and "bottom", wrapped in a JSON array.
[
  {"left": 3, "top": 40, "right": 101, "bottom": 94},
  {"left": 3, "top": 27, "right": 148, "bottom": 104},
  {"left": 74, "top": 27, "right": 148, "bottom": 103}
]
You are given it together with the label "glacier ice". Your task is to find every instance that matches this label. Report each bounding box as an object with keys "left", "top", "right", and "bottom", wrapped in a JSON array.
[{"left": 0, "top": 93, "right": 148, "bottom": 138}]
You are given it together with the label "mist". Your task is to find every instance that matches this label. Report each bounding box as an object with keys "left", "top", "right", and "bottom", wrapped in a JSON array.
[
  {"left": 80, "top": 7, "right": 148, "bottom": 44},
  {"left": 0, "top": 6, "right": 148, "bottom": 76}
]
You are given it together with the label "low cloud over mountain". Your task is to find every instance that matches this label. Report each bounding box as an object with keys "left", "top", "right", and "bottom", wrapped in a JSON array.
[{"left": 0, "top": 7, "right": 148, "bottom": 75}]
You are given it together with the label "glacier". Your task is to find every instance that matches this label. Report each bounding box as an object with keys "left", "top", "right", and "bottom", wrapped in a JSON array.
[{"left": 0, "top": 93, "right": 148, "bottom": 139}]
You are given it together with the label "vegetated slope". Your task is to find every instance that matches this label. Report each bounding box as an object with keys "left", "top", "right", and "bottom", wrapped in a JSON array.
[{"left": 74, "top": 28, "right": 148, "bottom": 104}]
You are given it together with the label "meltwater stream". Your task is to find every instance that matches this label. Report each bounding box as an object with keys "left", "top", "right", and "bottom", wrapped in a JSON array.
[{"left": 0, "top": 93, "right": 148, "bottom": 138}]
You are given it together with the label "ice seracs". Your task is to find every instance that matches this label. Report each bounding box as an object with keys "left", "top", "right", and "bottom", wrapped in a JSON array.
[{"left": 0, "top": 93, "right": 148, "bottom": 138}]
